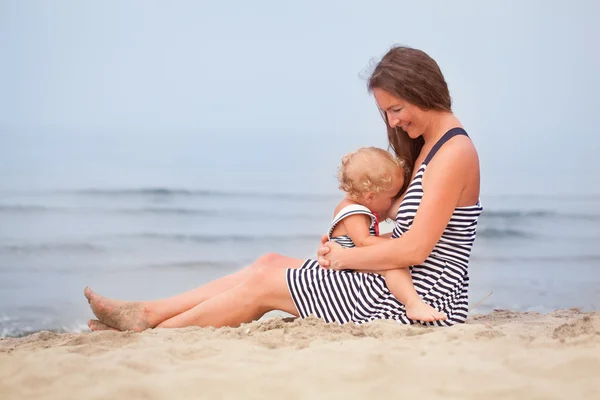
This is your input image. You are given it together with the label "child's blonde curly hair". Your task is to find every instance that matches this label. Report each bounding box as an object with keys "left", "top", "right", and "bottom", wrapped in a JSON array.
[{"left": 337, "top": 147, "right": 407, "bottom": 200}]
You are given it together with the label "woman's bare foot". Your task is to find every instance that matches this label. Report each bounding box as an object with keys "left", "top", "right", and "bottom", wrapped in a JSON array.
[
  {"left": 84, "top": 287, "right": 152, "bottom": 332},
  {"left": 405, "top": 300, "right": 447, "bottom": 322},
  {"left": 88, "top": 319, "right": 120, "bottom": 332}
]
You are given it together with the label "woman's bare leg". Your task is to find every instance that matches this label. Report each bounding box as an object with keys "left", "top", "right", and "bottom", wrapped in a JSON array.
[
  {"left": 157, "top": 262, "right": 300, "bottom": 328},
  {"left": 85, "top": 253, "right": 303, "bottom": 331},
  {"left": 85, "top": 262, "right": 258, "bottom": 329}
]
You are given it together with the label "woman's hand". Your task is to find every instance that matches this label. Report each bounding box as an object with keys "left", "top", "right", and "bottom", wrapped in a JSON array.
[
  {"left": 317, "top": 235, "right": 346, "bottom": 271},
  {"left": 317, "top": 234, "right": 331, "bottom": 268},
  {"left": 323, "top": 241, "right": 346, "bottom": 270}
]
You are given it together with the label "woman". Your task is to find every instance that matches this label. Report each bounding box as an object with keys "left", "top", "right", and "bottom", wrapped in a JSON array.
[{"left": 84, "top": 46, "right": 482, "bottom": 331}]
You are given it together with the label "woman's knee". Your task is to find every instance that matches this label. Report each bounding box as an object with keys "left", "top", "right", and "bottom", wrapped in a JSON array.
[
  {"left": 241, "top": 262, "right": 279, "bottom": 301},
  {"left": 252, "top": 252, "right": 287, "bottom": 270},
  {"left": 240, "top": 256, "right": 298, "bottom": 315},
  {"left": 245, "top": 253, "right": 303, "bottom": 294},
  {"left": 246, "top": 255, "right": 293, "bottom": 290}
]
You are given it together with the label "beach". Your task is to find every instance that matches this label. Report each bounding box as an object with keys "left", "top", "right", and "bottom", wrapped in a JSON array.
[{"left": 1, "top": 309, "right": 599, "bottom": 399}]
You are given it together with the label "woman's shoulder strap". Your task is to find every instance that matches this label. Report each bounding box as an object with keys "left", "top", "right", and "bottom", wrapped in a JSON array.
[{"left": 423, "top": 127, "right": 469, "bottom": 165}]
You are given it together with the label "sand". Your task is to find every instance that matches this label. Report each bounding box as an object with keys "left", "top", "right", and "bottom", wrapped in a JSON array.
[{"left": 1, "top": 309, "right": 599, "bottom": 400}]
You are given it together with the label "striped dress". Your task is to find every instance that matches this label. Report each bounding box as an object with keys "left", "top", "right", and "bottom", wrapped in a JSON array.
[
  {"left": 286, "top": 128, "right": 483, "bottom": 326},
  {"left": 328, "top": 204, "right": 379, "bottom": 248}
]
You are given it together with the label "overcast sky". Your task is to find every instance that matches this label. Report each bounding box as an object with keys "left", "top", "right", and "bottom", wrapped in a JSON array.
[{"left": 1, "top": 0, "right": 598, "bottom": 195}]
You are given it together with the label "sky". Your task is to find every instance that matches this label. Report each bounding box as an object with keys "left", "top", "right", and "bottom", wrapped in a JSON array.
[{"left": 0, "top": 0, "right": 598, "bottom": 195}]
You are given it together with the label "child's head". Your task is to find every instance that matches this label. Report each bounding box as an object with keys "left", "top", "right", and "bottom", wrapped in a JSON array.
[{"left": 337, "top": 147, "right": 406, "bottom": 215}]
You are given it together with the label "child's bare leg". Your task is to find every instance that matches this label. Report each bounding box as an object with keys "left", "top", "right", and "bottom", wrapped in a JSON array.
[{"left": 383, "top": 269, "right": 446, "bottom": 322}]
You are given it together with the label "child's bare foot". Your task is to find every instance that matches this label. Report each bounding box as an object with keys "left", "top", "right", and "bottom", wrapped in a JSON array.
[
  {"left": 406, "top": 300, "right": 447, "bottom": 322},
  {"left": 88, "top": 319, "right": 120, "bottom": 332},
  {"left": 84, "top": 287, "right": 152, "bottom": 332}
]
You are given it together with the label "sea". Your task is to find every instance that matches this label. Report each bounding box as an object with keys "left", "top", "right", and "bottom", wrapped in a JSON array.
[{"left": 1, "top": 186, "right": 599, "bottom": 337}]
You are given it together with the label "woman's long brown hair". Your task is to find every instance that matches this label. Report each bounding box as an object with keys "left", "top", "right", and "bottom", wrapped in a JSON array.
[{"left": 368, "top": 46, "right": 452, "bottom": 194}]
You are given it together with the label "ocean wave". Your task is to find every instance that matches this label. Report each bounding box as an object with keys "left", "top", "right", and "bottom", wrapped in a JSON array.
[
  {"left": 472, "top": 254, "right": 600, "bottom": 263},
  {"left": 0, "top": 322, "right": 89, "bottom": 338},
  {"left": 0, "top": 204, "right": 325, "bottom": 220},
  {"left": 0, "top": 242, "right": 106, "bottom": 254},
  {"left": 482, "top": 210, "right": 554, "bottom": 218},
  {"left": 72, "top": 187, "right": 337, "bottom": 201},
  {"left": 0, "top": 205, "right": 56, "bottom": 213},
  {"left": 0, "top": 205, "right": 209, "bottom": 215},
  {"left": 145, "top": 260, "right": 240, "bottom": 270},
  {"left": 128, "top": 232, "right": 321, "bottom": 244},
  {"left": 113, "top": 207, "right": 324, "bottom": 220},
  {"left": 475, "top": 228, "right": 534, "bottom": 239},
  {"left": 482, "top": 209, "right": 600, "bottom": 221}
]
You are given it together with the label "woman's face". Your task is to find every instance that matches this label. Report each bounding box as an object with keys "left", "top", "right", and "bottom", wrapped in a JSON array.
[{"left": 373, "top": 88, "right": 428, "bottom": 139}]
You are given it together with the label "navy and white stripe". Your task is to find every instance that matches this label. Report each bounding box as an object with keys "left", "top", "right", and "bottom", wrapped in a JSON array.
[
  {"left": 286, "top": 128, "right": 483, "bottom": 326},
  {"left": 327, "top": 204, "right": 377, "bottom": 248}
]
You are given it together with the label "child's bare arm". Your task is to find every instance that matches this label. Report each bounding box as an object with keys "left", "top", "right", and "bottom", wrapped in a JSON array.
[
  {"left": 342, "top": 214, "right": 390, "bottom": 247},
  {"left": 341, "top": 213, "right": 395, "bottom": 275}
]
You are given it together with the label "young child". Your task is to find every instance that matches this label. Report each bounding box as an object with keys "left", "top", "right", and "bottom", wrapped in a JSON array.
[{"left": 328, "top": 146, "right": 446, "bottom": 322}]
